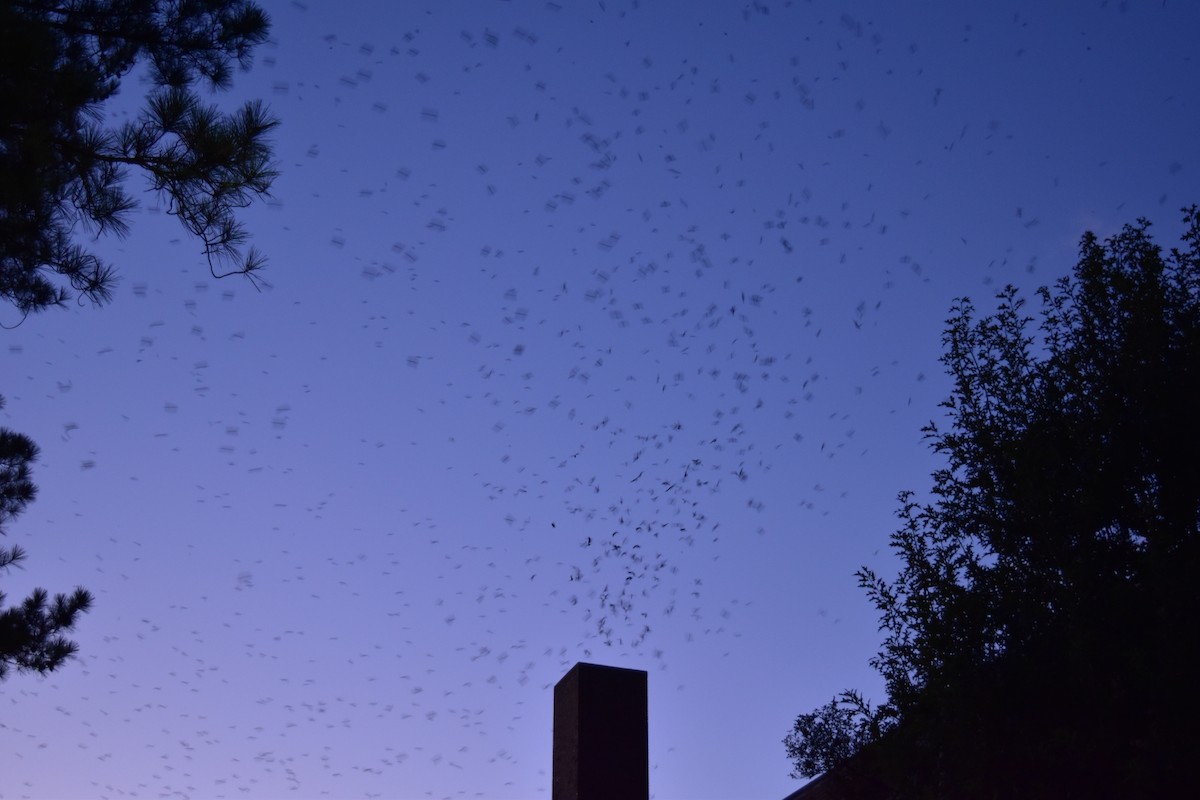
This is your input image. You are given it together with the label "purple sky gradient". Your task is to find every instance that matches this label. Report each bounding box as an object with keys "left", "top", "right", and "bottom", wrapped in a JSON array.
[{"left": 2, "top": 1, "right": 1196, "bottom": 798}]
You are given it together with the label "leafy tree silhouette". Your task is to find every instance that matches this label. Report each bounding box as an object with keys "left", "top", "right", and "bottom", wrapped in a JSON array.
[
  {"left": 0, "top": 0, "right": 276, "bottom": 680},
  {"left": 1, "top": 0, "right": 278, "bottom": 320},
  {"left": 786, "top": 207, "right": 1200, "bottom": 799},
  {"left": 0, "top": 405, "right": 92, "bottom": 679}
]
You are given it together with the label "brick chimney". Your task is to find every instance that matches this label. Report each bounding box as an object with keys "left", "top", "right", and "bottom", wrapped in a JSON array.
[{"left": 552, "top": 662, "right": 649, "bottom": 800}]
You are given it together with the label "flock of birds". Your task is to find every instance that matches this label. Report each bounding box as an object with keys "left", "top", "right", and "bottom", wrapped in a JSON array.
[{"left": 2, "top": 1, "right": 1194, "bottom": 798}]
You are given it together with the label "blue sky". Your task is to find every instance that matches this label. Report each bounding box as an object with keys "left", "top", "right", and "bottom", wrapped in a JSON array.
[{"left": 2, "top": 1, "right": 1197, "bottom": 798}]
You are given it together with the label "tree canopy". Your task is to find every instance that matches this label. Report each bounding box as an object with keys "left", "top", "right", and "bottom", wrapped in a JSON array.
[
  {"left": 0, "top": 0, "right": 278, "bottom": 319},
  {"left": 0, "top": 398, "right": 92, "bottom": 679},
  {"left": 0, "top": 0, "right": 275, "bottom": 681},
  {"left": 785, "top": 207, "right": 1200, "bottom": 798}
]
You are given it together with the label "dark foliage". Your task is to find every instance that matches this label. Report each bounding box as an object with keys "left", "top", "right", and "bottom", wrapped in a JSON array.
[
  {"left": 0, "top": 0, "right": 278, "bottom": 319},
  {"left": 0, "top": 0, "right": 273, "bottom": 679},
  {"left": 785, "top": 207, "right": 1200, "bottom": 798},
  {"left": 0, "top": 396, "right": 93, "bottom": 679}
]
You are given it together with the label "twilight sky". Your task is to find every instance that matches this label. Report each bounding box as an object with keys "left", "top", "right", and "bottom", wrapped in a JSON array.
[{"left": 2, "top": 1, "right": 1196, "bottom": 798}]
